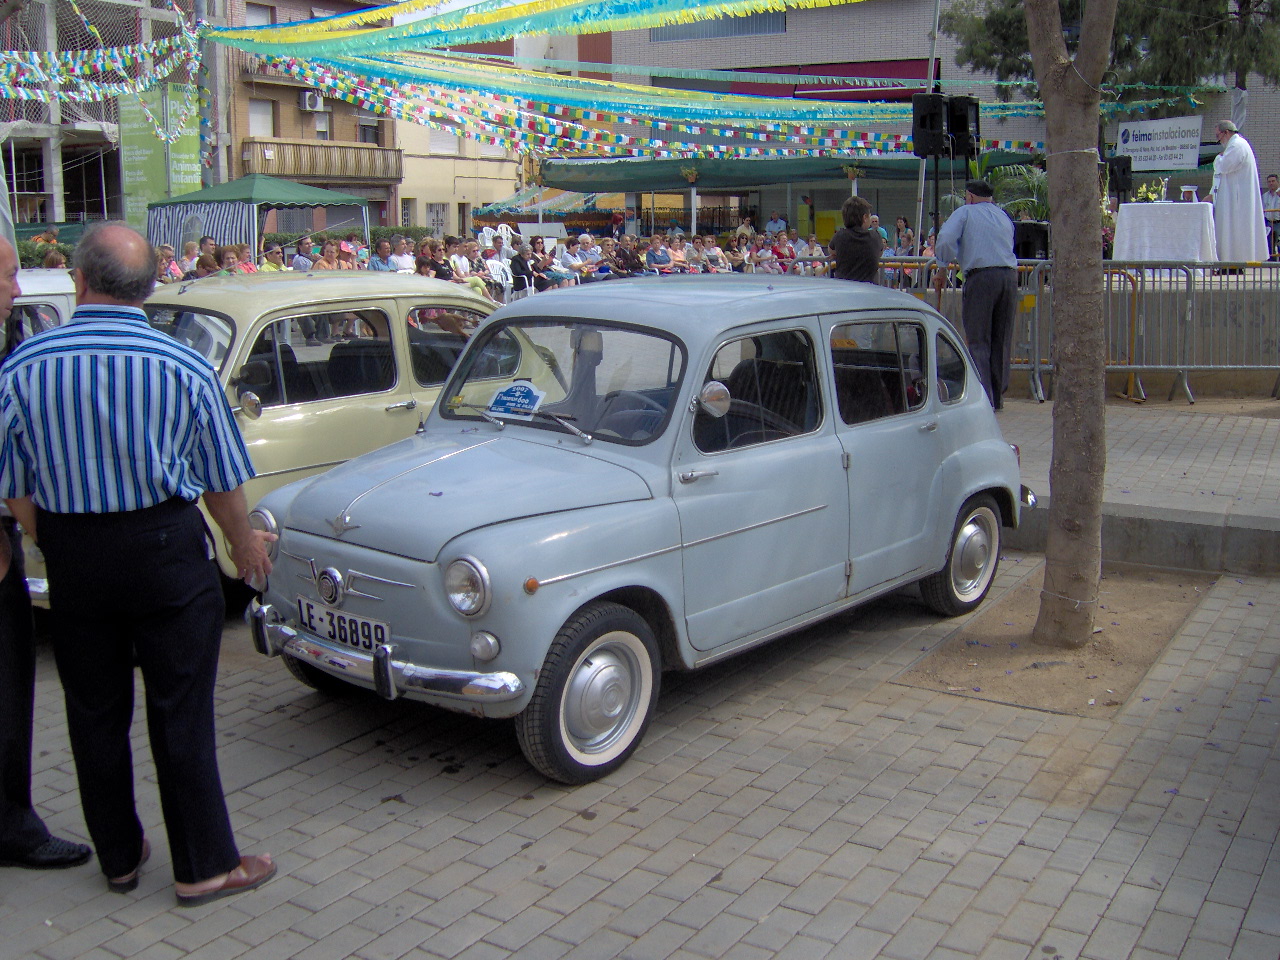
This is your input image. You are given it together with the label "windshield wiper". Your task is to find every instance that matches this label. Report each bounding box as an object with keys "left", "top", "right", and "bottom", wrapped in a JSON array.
[
  {"left": 451, "top": 402, "right": 506, "bottom": 429},
  {"left": 532, "top": 410, "right": 592, "bottom": 445}
]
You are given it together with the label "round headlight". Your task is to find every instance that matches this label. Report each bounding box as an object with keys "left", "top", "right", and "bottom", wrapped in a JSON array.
[
  {"left": 444, "top": 557, "right": 490, "bottom": 616},
  {"left": 248, "top": 508, "right": 279, "bottom": 562}
]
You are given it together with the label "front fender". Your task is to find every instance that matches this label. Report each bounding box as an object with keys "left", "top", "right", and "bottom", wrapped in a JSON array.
[{"left": 441, "top": 499, "right": 691, "bottom": 690}]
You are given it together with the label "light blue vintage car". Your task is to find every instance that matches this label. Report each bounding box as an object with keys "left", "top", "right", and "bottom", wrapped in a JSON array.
[{"left": 250, "top": 275, "right": 1033, "bottom": 783}]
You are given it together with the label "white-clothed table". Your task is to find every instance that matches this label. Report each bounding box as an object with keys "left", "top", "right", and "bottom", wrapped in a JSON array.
[{"left": 1112, "top": 202, "right": 1218, "bottom": 262}]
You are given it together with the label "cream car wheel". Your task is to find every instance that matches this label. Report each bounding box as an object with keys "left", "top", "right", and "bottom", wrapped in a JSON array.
[{"left": 516, "top": 601, "right": 660, "bottom": 784}]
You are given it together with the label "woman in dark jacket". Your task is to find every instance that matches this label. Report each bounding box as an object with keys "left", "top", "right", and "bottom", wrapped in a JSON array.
[
  {"left": 830, "top": 195, "right": 882, "bottom": 283},
  {"left": 509, "top": 244, "right": 536, "bottom": 295}
]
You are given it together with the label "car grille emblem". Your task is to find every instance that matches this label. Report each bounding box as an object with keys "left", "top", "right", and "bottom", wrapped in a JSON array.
[
  {"left": 316, "top": 567, "right": 344, "bottom": 606},
  {"left": 329, "top": 511, "right": 361, "bottom": 536}
]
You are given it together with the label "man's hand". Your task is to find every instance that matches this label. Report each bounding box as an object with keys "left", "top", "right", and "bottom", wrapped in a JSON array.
[
  {"left": 229, "top": 528, "right": 276, "bottom": 587},
  {"left": 932, "top": 271, "right": 947, "bottom": 291},
  {"left": 203, "top": 486, "right": 275, "bottom": 587}
]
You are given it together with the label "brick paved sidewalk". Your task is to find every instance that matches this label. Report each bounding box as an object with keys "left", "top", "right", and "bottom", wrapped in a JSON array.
[{"left": 2, "top": 551, "right": 1277, "bottom": 960}]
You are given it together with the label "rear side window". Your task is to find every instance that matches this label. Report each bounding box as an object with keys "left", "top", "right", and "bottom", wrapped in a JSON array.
[
  {"left": 830, "top": 320, "right": 930, "bottom": 425},
  {"left": 406, "top": 306, "right": 510, "bottom": 386},
  {"left": 936, "top": 333, "right": 966, "bottom": 403}
]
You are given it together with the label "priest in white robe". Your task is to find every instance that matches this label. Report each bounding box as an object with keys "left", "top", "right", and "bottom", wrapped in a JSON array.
[{"left": 1210, "top": 120, "right": 1269, "bottom": 263}]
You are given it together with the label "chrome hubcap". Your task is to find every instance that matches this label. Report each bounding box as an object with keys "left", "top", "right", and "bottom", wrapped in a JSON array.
[
  {"left": 564, "top": 645, "right": 637, "bottom": 752},
  {"left": 952, "top": 512, "right": 994, "bottom": 600}
]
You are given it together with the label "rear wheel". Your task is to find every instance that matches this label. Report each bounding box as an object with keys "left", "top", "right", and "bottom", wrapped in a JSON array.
[
  {"left": 516, "top": 601, "right": 660, "bottom": 784},
  {"left": 920, "top": 493, "right": 1001, "bottom": 617}
]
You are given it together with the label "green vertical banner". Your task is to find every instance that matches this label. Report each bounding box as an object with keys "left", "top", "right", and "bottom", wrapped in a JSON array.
[{"left": 119, "top": 84, "right": 201, "bottom": 230}]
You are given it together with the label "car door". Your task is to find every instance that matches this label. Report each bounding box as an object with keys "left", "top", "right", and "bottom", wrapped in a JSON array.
[
  {"left": 231, "top": 303, "right": 423, "bottom": 506},
  {"left": 827, "top": 316, "right": 943, "bottom": 596},
  {"left": 672, "top": 326, "right": 851, "bottom": 651}
]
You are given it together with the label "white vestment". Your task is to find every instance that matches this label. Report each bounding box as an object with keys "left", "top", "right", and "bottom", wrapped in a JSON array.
[{"left": 1212, "top": 133, "right": 1269, "bottom": 262}]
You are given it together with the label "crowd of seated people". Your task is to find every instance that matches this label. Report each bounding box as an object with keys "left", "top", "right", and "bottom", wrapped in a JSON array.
[{"left": 172, "top": 211, "right": 924, "bottom": 306}]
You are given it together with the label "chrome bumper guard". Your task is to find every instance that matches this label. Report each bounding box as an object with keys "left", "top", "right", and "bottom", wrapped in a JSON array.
[
  {"left": 1020, "top": 485, "right": 1038, "bottom": 509},
  {"left": 249, "top": 601, "right": 525, "bottom": 704},
  {"left": 26, "top": 577, "right": 48, "bottom": 603}
]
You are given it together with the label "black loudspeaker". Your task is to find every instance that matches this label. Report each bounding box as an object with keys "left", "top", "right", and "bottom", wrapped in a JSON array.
[
  {"left": 1014, "top": 221, "right": 1050, "bottom": 260},
  {"left": 1107, "top": 154, "right": 1132, "bottom": 193},
  {"left": 912, "top": 93, "right": 947, "bottom": 158},
  {"left": 947, "top": 96, "right": 980, "bottom": 158}
]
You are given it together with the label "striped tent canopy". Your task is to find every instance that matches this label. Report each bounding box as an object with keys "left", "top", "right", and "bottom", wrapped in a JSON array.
[
  {"left": 145, "top": 174, "right": 370, "bottom": 256},
  {"left": 475, "top": 187, "right": 625, "bottom": 216}
]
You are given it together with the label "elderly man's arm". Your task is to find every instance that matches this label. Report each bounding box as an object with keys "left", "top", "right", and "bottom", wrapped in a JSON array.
[
  {"left": 203, "top": 486, "right": 275, "bottom": 585},
  {"left": 3, "top": 496, "right": 36, "bottom": 544}
]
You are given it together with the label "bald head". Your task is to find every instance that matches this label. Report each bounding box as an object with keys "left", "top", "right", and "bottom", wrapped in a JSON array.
[{"left": 75, "top": 222, "right": 157, "bottom": 306}]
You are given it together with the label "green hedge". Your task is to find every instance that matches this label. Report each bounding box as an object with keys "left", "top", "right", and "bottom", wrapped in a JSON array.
[{"left": 18, "top": 240, "right": 75, "bottom": 269}]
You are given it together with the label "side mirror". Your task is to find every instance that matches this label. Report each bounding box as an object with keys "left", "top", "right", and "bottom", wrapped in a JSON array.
[
  {"left": 237, "top": 391, "right": 263, "bottom": 420},
  {"left": 697, "top": 380, "right": 731, "bottom": 419}
]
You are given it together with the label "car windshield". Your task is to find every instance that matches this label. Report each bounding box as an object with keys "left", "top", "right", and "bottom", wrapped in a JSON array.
[
  {"left": 441, "top": 319, "right": 686, "bottom": 444},
  {"left": 145, "top": 305, "right": 235, "bottom": 373}
]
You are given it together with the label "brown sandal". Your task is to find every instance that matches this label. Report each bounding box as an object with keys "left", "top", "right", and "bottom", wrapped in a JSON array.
[{"left": 174, "top": 854, "right": 275, "bottom": 908}]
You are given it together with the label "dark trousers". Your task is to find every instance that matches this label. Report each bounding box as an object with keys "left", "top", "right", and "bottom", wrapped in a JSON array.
[
  {"left": 39, "top": 498, "right": 240, "bottom": 883},
  {"left": 0, "top": 519, "right": 50, "bottom": 856},
  {"left": 961, "top": 267, "right": 1018, "bottom": 408}
]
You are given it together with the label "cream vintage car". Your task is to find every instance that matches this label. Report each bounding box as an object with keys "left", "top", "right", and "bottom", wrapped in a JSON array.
[{"left": 22, "top": 271, "right": 494, "bottom": 601}]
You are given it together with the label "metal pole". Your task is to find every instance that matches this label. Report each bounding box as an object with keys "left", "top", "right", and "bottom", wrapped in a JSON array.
[
  {"left": 194, "top": 0, "right": 213, "bottom": 187},
  {"left": 913, "top": 0, "right": 943, "bottom": 255},
  {"left": 99, "top": 150, "right": 107, "bottom": 218},
  {"left": 690, "top": 185, "right": 697, "bottom": 237}
]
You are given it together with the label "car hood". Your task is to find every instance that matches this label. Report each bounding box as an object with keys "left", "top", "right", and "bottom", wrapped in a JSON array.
[{"left": 280, "top": 433, "right": 653, "bottom": 561}]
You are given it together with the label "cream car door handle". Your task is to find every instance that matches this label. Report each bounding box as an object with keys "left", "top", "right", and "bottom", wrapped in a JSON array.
[
  {"left": 386, "top": 399, "right": 418, "bottom": 412},
  {"left": 919, "top": 420, "right": 938, "bottom": 432},
  {"left": 678, "top": 468, "right": 719, "bottom": 483}
]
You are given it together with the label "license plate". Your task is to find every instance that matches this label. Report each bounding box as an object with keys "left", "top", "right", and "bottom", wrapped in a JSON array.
[{"left": 296, "top": 595, "right": 389, "bottom": 652}]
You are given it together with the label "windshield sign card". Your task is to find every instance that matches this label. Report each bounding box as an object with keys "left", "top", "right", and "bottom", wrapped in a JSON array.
[{"left": 488, "top": 382, "right": 546, "bottom": 419}]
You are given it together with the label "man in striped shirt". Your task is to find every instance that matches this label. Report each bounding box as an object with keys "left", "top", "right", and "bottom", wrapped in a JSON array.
[{"left": 0, "top": 222, "right": 277, "bottom": 905}]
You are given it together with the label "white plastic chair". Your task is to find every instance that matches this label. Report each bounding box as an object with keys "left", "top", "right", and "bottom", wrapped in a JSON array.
[{"left": 486, "top": 258, "right": 514, "bottom": 302}]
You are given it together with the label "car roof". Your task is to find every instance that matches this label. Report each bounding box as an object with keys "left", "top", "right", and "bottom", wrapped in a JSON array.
[
  {"left": 145, "top": 271, "right": 493, "bottom": 315},
  {"left": 489, "top": 274, "right": 940, "bottom": 341},
  {"left": 17, "top": 268, "right": 75, "bottom": 299}
]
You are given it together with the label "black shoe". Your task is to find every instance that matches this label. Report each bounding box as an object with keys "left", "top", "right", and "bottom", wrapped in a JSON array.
[{"left": 0, "top": 835, "right": 93, "bottom": 869}]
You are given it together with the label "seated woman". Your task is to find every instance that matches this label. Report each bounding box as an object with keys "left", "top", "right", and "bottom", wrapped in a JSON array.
[
  {"left": 646, "top": 236, "right": 673, "bottom": 273},
  {"left": 668, "top": 237, "right": 690, "bottom": 272},
  {"left": 725, "top": 237, "right": 747, "bottom": 273}
]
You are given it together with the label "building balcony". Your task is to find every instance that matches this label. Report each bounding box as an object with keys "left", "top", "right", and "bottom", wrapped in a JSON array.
[{"left": 241, "top": 138, "right": 403, "bottom": 184}]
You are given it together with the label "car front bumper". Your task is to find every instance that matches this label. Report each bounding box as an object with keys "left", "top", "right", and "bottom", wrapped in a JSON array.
[{"left": 250, "top": 600, "right": 525, "bottom": 705}]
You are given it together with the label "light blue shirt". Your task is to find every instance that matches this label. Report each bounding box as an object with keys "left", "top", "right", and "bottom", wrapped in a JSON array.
[
  {"left": 935, "top": 202, "right": 1017, "bottom": 272},
  {"left": 0, "top": 305, "right": 255, "bottom": 513}
]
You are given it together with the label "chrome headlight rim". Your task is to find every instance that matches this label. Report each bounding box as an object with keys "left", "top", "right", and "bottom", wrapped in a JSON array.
[
  {"left": 444, "top": 555, "right": 492, "bottom": 617},
  {"left": 248, "top": 508, "right": 280, "bottom": 563}
]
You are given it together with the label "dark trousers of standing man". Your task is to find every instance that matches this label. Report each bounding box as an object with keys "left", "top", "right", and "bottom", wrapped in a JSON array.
[
  {"left": 0, "top": 519, "right": 52, "bottom": 856},
  {"left": 961, "top": 267, "right": 1019, "bottom": 409},
  {"left": 37, "top": 498, "right": 241, "bottom": 884}
]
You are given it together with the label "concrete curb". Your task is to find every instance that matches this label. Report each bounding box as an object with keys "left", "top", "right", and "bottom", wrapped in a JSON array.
[{"left": 1006, "top": 495, "right": 1280, "bottom": 573}]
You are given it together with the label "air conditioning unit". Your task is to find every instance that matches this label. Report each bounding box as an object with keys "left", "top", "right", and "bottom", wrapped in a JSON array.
[{"left": 299, "top": 91, "right": 326, "bottom": 112}]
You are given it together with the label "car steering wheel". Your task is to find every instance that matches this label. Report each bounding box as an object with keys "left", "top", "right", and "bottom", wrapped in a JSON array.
[
  {"left": 602, "top": 390, "right": 665, "bottom": 413},
  {"left": 727, "top": 400, "right": 797, "bottom": 435}
]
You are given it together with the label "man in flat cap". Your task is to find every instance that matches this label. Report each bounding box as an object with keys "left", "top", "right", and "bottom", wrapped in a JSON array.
[
  {"left": 934, "top": 179, "right": 1018, "bottom": 409},
  {"left": 1210, "top": 120, "right": 1268, "bottom": 266}
]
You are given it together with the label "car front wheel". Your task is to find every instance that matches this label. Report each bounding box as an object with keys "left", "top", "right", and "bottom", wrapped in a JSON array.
[
  {"left": 516, "top": 601, "right": 660, "bottom": 784},
  {"left": 920, "top": 493, "right": 1001, "bottom": 617}
]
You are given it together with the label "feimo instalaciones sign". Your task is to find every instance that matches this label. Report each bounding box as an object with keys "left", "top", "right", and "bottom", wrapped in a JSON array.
[{"left": 1116, "top": 116, "right": 1203, "bottom": 171}]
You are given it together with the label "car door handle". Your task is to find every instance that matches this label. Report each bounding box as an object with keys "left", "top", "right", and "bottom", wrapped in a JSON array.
[
  {"left": 678, "top": 469, "right": 719, "bottom": 483},
  {"left": 919, "top": 420, "right": 938, "bottom": 432},
  {"left": 385, "top": 399, "right": 418, "bottom": 412}
]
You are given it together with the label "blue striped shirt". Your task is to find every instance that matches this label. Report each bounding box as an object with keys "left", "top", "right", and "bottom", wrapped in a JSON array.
[{"left": 0, "top": 304, "right": 255, "bottom": 514}]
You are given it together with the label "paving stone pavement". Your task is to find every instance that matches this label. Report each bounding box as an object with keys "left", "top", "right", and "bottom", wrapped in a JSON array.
[{"left": 2, "top": 400, "right": 1279, "bottom": 960}]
